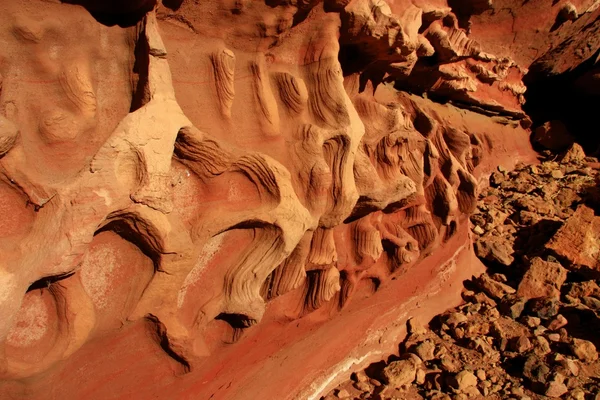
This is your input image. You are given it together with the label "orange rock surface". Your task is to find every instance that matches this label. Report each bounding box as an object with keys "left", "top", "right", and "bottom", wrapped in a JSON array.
[{"left": 0, "top": 0, "right": 597, "bottom": 398}]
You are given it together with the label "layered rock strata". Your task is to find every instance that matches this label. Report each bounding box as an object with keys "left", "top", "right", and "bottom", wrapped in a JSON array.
[{"left": 0, "top": 0, "right": 596, "bottom": 398}]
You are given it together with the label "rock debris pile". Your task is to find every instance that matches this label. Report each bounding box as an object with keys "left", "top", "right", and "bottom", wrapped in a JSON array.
[{"left": 324, "top": 144, "right": 600, "bottom": 400}]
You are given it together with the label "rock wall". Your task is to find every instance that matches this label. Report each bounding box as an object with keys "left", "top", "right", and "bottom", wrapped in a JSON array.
[{"left": 0, "top": 0, "right": 596, "bottom": 398}]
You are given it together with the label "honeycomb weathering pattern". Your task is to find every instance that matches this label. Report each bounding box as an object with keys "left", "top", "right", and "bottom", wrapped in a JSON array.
[{"left": 0, "top": 0, "right": 578, "bottom": 396}]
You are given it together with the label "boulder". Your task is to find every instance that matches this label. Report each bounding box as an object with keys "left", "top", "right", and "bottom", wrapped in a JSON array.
[
  {"left": 547, "top": 205, "right": 600, "bottom": 278},
  {"left": 517, "top": 257, "right": 567, "bottom": 299},
  {"left": 382, "top": 359, "right": 417, "bottom": 388}
]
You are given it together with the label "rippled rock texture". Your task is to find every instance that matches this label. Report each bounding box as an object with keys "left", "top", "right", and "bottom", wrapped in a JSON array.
[{"left": 0, "top": 0, "right": 597, "bottom": 398}]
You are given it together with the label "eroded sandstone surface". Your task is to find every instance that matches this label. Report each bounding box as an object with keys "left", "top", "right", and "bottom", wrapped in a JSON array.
[
  {"left": 0, "top": 0, "right": 597, "bottom": 398},
  {"left": 326, "top": 145, "right": 600, "bottom": 399}
]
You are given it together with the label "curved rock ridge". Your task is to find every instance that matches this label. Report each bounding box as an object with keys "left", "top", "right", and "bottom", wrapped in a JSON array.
[{"left": 0, "top": 0, "right": 590, "bottom": 397}]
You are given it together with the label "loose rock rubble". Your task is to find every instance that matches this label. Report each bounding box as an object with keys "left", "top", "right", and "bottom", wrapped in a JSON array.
[{"left": 323, "top": 144, "right": 600, "bottom": 400}]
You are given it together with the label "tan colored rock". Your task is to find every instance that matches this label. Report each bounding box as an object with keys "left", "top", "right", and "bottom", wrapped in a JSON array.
[
  {"left": 446, "top": 312, "right": 469, "bottom": 328},
  {"left": 382, "top": 359, "right": 417, "bottom": 388},
  {"left": 546, "top": 380, "right": 568, "bottom": 398},
  {"left": 449, "top": 370, "right": 478, "bottom": 392},
  {"left": 566, "top": 281, "right": 600, "bottom": 298},
  {"left": 547, "top": 205, "right": 600, "bottom": 278},
  {"left": 517, "top": 257, "right": 567, "bottom": 299},
  {"left": 474, "top": 237, "right": 514, "bottom": 266},
  {"left": 510, "top": 335, "right": 533, "bottom": 353},
  {"left": 560, "top": 143, "right": 586, "bottom": 164},
  {"left": 570, "top": 339, "right": 598, "bottom": 363},
  {"left": 474, "top": 274, "right": 516, "bottom": 300},
  {"left": 547, "top": 314, "right": 568, "bottom": 331},
  {"left": 414, "top": 340, "right": 436, "bottom": 361}
]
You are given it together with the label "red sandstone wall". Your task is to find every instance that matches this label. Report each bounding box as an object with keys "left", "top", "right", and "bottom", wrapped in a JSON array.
[{"left": 0, "top": 0, "right": 596, "bottom": 398}]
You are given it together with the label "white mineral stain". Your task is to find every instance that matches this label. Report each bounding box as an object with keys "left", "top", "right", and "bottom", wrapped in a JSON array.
[
  {"left": 177, "top": 233, "right": 225, "bottom": 308},
  {"left": 93, "top": 189, "right": 112, "bottom": 207},
  {"left": 80, "top": 246, "right": 118, "bottom": 309},
  {"left": 6, "top": 293, "right": 49, "bottom": 347},
  {"left": 227, "top": 180, "right": 241, "bottom": 201}
]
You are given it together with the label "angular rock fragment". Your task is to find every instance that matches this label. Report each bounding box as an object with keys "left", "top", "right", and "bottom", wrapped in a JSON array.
[
  {"left": 547, "top": 205, "right": 600, "bottom": 278},
  {"left": 474, "top": 274, "right": 516, "bottom": 300},
  {"left": 382, "top": 359, "right": 417, "bottom": 388},
  {"left": 517, "top": 257, "right": 567, "bottom": 299},
  {"left": 569, "top": 339, "right": 598, "bottom": 363}
]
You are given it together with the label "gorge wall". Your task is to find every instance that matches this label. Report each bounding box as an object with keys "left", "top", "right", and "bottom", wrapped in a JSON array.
[{"left": 0, "top": 0, "right": 597, "bottom": 398}]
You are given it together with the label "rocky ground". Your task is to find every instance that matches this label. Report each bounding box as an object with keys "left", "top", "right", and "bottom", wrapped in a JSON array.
[{"left": 323, "top": 144, "right": 600, "bottom": 400}]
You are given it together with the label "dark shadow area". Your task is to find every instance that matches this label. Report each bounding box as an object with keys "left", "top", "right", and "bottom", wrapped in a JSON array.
[
  {"left": 215, "top": 313, "right": 256, "bottom": 329},
  {"left": 512, "top": 219, "right": 563, "bottom": 256},
  {"left": 145, "top": 314, "right": 191, "bottom": 373},
  {"left": 95, "top": 219, "right": 162, "bottom": 272},
  {"left": 130, "top": 26, "right": 150, "bottom": 112},
  {"left": 162, "top": 0, "right": 184, "bottom": 11},
  {"left": 61, "top": 0, "right": 155, "bottom": 27},
  {"left": 523, "top": 48, "right": 600, "bottom": 155},
  {"left": 27, "top": 271, "right": 76, "bottom": 292},
  {"left": 559, "top": 305, "right": 600, "bottom": 348}
]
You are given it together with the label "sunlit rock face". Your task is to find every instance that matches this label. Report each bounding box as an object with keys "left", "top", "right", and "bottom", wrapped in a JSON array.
[{"left": 0, "top": 0, "right": 596, "bottom": 398}]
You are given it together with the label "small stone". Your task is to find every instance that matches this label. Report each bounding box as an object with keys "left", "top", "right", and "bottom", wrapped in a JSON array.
[
  {"left": 414, "top": 340, "right": 436, "bottom": 361},
  {"left": 474, "top": 238, "right": 514, "bottom": 266},
  {"left": 567, "top": 387, "right": 586, "bottom": 400},
  {"left": 522, "top": 316, "right": 541, "bottom": 328},
  {"left": 446, "top": 312, "right": 468, "bottom": 328},
  {"left": 582, "top": 296, "right": 600, "bottom": 310},
  {"left": 407, "top": 317, "right": 427, "bottom": 335},
  {"left": 526, "top": 297, "right": 560, "bottom": 319},
  {"left": 559, "top": 2, "right": 578, "bottom": 21},
  {"left": 545, "top": 374, "right": 568, "bottom": 398},
  {"left": 555, "top": 355, "right": 580, "bottom": 376},
  {"left": 335, "top": 388, "right": 350, "bottom": 398},
  {"left": 524, "top": 354, "right": 550, "bottom": 384},
  {"left": 369, "top": 378, "right": 382, "bottom": 387},
  {"left": 476, "top": 369, "right": 486, "bottom": 381},
  {"left": 382, "top": 359, "right": 417, "bottom": 388},
  {"left": 547, "top": 314, "right": 568, "bottom": 331},
  {"left": 566, "top": 281, "right": 600, "bottom": 298},
  {"left": 354, "top": 371, "right": 368, "bottom": 383},
  {"left": 546, "top": 333, "right": 561, "bottom": 342},
  {"left": 499, "top": 294, "right": 527, "bottom": 319},
  {"left": 546, "top": 381, "right": 568, "bottom": 398},
  {"left": 570, "top": 338, "right": 598, "bottom": 363},
  {"left": 462, "top": 386, "right": 481, "bottom": 397},
  {"left": 475, "top": 274, "right": 516, "bottom": 301},
  {"left": 473, "top": 225, "right": 484, "bottom": 235},
  {"left": 533, "top": 325, "right": 547, "bottom": 336},
  {"left": 453, "top": 327, "right": 465, "bottom": 340},
  {"left": 551, "top": 170, "right": 564, "bottom": 179},
  {"left": 510, "top": 335, "right": 533, "bottom": 352},
  {"left": 353, "top": 381, "right": 372, "bottom": 393},
  {"left": 449, "top": 370, "right": 478, "bottom": 392},
  {"left": 532, "top": 336, "right": 551, "bottom": 356},
  {"left": 416, "top": 368, "right": 426, "bottom": 385},
  {"left": 440, "top": 354, "right": 461, "bottom": 373}
]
